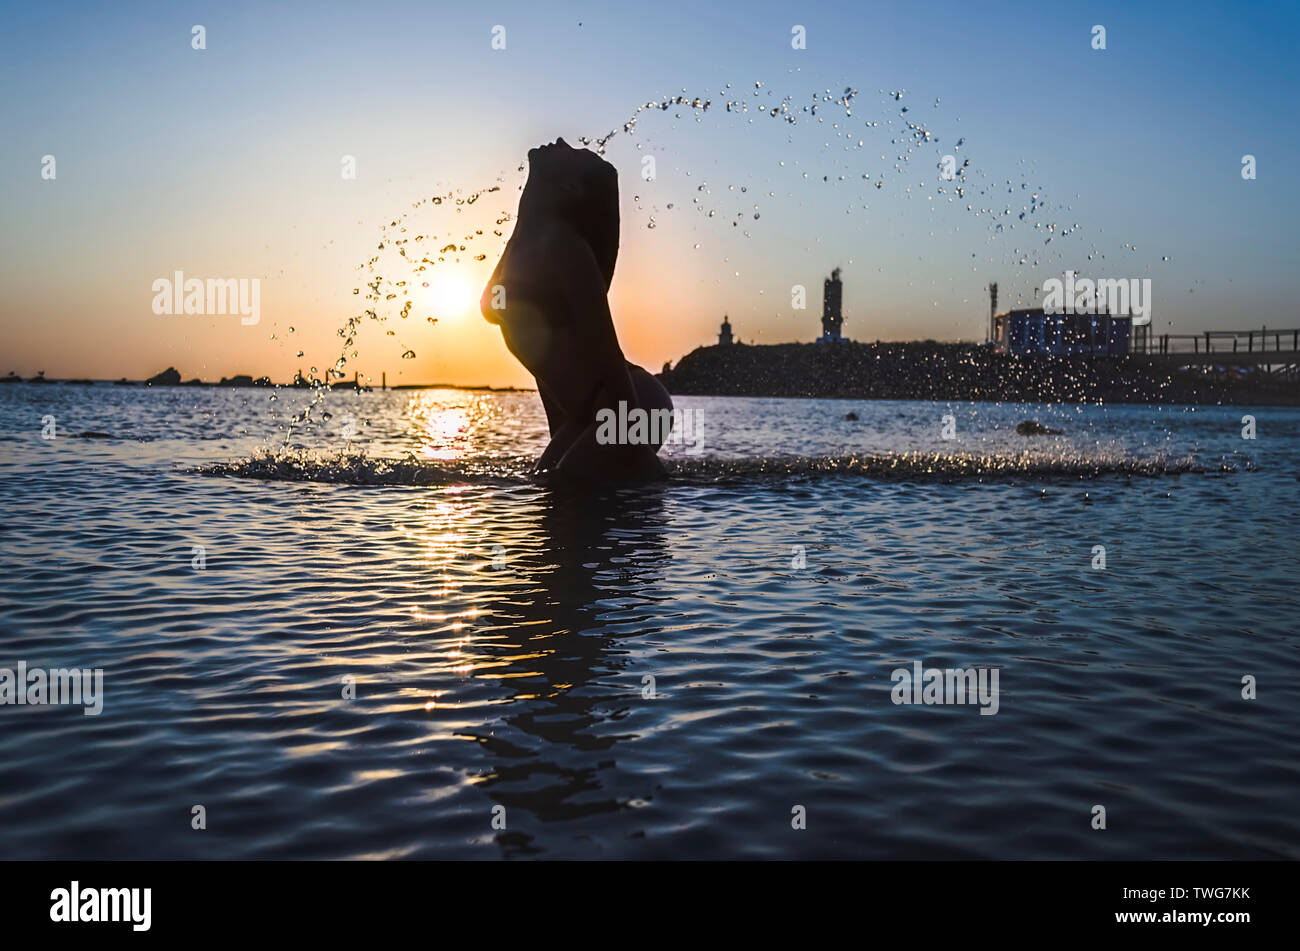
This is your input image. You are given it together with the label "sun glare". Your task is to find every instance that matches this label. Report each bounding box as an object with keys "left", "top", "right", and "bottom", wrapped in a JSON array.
[{"left": 421, "top": 273, "right": 477, "bottom": 321}]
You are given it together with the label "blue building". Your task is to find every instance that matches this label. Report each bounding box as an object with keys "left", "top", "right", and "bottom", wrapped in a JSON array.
[{"left": 992, "top": 308, "right": 1132, "bottom": 357}]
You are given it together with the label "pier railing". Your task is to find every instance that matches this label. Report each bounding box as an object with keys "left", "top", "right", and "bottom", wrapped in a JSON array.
[{"left": 1138, "top": 328, "right": 1300, "bottom": 357}]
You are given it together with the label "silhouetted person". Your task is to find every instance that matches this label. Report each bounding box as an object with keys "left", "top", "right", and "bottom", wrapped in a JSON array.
[{"left": 482, "top": 138, "right": 672, "bottom": 481}]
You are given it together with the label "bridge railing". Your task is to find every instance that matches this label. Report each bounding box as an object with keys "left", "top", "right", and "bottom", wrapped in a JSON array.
[{"left": 1136, "top": 328, "right": 1300, "bottom": 356}]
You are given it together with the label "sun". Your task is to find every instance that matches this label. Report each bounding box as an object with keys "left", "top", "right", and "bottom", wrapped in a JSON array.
[{"left": 420, "top": 272, "right": 477, "bottom": 321}]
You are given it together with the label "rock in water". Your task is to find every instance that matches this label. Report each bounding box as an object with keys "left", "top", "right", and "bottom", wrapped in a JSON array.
[
  {"left": 146, "top": 367, "right": 181, "bottom": 386},
  {"left": 1015, "top": 420, "right": 1063, "bottom": 436},
  {"left": 844, "top": 411, "right": 859, "bottom": 421}
]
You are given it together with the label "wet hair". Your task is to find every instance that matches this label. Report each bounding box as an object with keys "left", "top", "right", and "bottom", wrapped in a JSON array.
[
  {"left": 571, "top": 158, "right": 619, "bottom": 289},
  {"left": 520, "top": 150, "right": 619, "bottom": 289}
]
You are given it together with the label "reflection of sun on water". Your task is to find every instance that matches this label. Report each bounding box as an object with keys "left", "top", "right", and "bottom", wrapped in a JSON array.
[
  {"left": 420, "top": 406, "right": 470, "bottom": 461},
  {"left": 406, "top": 392, "right": 476, "bottom": 461},
  {"left": 406, "top": 391, "right": 511, "bottom": 463},
  {"left": 381, "top": 432, "right": 556, "bottom": 713}
]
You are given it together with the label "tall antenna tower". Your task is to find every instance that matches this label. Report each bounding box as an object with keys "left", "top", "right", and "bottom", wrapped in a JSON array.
[{"left": 987, "top": 282, "right": 998, "bottom": 343}]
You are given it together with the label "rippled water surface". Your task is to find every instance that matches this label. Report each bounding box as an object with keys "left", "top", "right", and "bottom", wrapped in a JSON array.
[{"left": 1, "top": 383, "right": 1297, "bottom": 859}]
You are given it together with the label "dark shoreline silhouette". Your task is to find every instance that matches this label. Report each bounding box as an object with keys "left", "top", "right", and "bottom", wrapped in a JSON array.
[
  {"left": 0, "top": 368, "right": 525, "bottom": 392},
  {"left": 8, "top": 340, "right": 1297, "bottom": 404},
  {"left": 658, "top": 341, "right": 1300, "bottom": 405}
]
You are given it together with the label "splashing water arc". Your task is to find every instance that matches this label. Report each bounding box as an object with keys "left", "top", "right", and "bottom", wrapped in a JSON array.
[{"left": 273, "top": 81, "right": 1146, "bottom": 471}]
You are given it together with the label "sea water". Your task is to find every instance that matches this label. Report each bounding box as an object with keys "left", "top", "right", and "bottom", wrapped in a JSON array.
[
  {"left": 0, "top": 81, "right": 1287, "bottom": 859},
  {"left": 1, "top": 383, "right": 1296, "bottom": 858}
]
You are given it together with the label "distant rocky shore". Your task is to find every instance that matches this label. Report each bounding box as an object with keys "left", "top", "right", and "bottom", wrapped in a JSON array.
[
  {"left": 0, "top": 367, "right": 273, "bottom": 388},
  {"left": 658, "top": 341, "right": 1300, "bottom": 405},
  {"left": 0, "top": 367, "right": 523, "bottom": 392}
]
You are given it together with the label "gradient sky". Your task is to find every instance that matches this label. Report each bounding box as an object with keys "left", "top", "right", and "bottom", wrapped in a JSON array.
[{"left": 2, "top": 0, "right": 1297, "bottom": 386}]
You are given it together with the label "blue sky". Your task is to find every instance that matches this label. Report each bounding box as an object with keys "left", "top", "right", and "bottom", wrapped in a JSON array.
[{"left": 2, "top": 0, "right": 1296, "bottom": 384}]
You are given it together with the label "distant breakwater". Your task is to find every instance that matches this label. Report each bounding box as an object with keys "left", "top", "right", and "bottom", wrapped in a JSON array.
[
  {"left": 658, "top": 342, "right": 1300, "bottom": 405},
  {"left": 0, "top": 369, "right": 524, "bottom": 392}
]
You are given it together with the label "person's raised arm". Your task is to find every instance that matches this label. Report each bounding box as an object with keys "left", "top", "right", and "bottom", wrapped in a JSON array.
[{"left": 560, "top": 236, "right": 638, "bottom": 414}]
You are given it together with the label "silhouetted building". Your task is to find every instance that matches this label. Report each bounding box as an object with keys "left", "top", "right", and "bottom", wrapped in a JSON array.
[
  {"left": 987, "top": 282, "right": 998, "bottom": 343},
  {"left": 992, "top": 308, "right": 1132, "bottom": 357},
  {"left": 820, "top": 268, "right": 844, "bottom": 342},
  {"left": 718, "top": 315, "right": 734, "bottom": 346}
]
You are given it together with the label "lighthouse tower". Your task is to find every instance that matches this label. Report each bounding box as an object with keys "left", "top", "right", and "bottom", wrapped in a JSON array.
[{"left": 718, "top": 315, "right": 734, "bottom": 346}]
